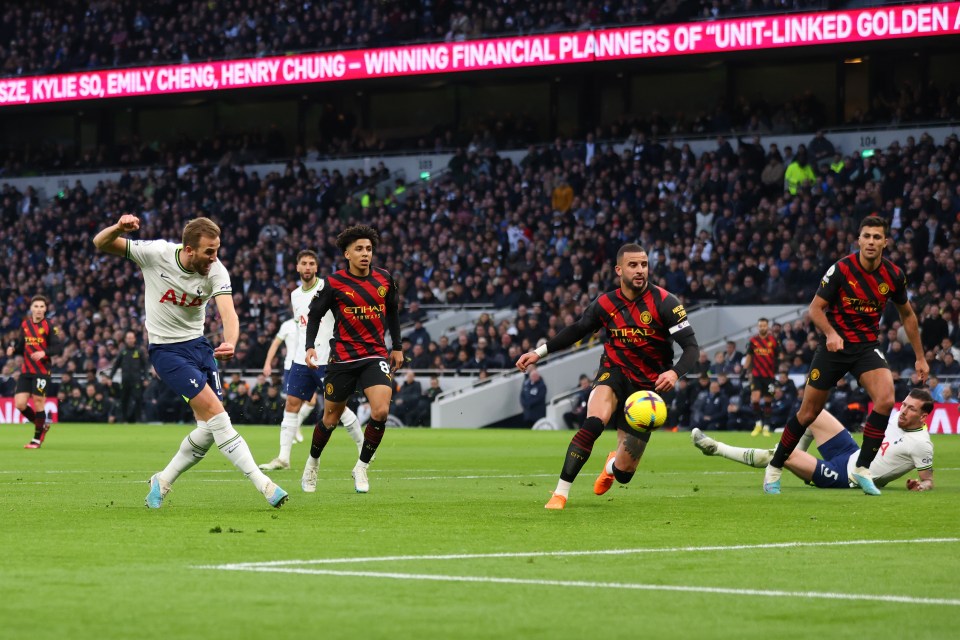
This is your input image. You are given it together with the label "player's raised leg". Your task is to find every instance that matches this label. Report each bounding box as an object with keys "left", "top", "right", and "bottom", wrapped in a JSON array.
[
  {"left": 204, "top": 407, "right": 287, "bottom": 507},
  {"left": 147, "top": 420, "right": 215, "bottom": 508},
  {"left": 158, "top": 351, "right": 287, "bottom": 507},
  {"left": 594, "top": 427, "right": 649, "bottom": 495},
  {"left": 692, "top": 428, "right": 773, "bottom": 468}
]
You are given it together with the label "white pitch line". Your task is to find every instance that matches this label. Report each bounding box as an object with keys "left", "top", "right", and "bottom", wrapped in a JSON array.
[
  {"left": 7, "top": 464, "right": 960, "bottom": 478},
  {"left": 0, "top": 469, "right": 236, "bottom": 475},
  {"left": 392, "top": 473, "right": 558, "bottom": 480},
  {"left": 0, "top": 470, "right": 757, "bottom": 481},
  {"left": 201, "top": 538, "right": 960, "bottom": 569},
  {"left": 200, "top": 566, "right": 960, "bottom": 607}
]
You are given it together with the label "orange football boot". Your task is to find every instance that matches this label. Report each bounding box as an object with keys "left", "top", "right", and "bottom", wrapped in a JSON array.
[
  {"left": 544, "top": 492, "right": 567, "bottom": 510},
  {"left": 593, "top": 451, "right": 616, "bottom": 495}
]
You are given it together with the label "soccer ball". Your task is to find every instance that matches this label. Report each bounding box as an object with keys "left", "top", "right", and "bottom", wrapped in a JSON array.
[{"left": 624, "top": 390, "right": 668, "bottom": 433}]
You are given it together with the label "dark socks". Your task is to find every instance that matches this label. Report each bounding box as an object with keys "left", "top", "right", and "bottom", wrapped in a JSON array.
[
  {"left": 855, "top": 410, "right": 890, "bottom": 468},
  {"left": 309, "top": 422, "right": 335, "bottom": 459},
  {"left": 770, "top": 414, "right": 807, "bottom": 468},
  {"left": 33, "top": 409, "right": 47, "bottom": 440},
  {"left": 359, "top": 419, "right": 386, "bottom": 463},
  {"left": 560, "top": 416, "right": 604, "bottom": 482}
]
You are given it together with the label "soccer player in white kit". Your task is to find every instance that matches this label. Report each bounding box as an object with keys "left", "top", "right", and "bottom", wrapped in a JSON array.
[
  {"left": 259, "top": 250, "right": 364, "bottom": 471},
  {"left": 93, "top": 214, "right": 288, "bottom": 508},
  {"left": 262, "top": 318, "right": 305, "bottom": 443},
  {"left": 263, "top": 318, "right": 297, "bottom": 391},
  {"left": 691, "top": 388, "right": 935, "bottom": 492}
]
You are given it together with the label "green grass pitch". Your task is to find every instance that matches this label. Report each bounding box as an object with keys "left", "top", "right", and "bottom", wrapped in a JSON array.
[{"left": 2, "top": 422, "right": 958, "bottom": 640}]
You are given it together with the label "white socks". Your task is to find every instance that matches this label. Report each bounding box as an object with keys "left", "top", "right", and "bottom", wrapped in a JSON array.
[
  {"left": 207, "top": 412, "right": 270, "bottom": 492},
  {"left": 764, "top": 464, "right": 782, "bottom": 484},
  {"left": 340, "top": 407, "right": 363, "bottom": 451},
  {"left": 297, "top": 401, "right": 314, "bottom": 424},
  {"left": 796, "top": 427, "right": 814, "bottom": 453},
  {"left": 295, "top": 403, "right": 361, "bottom": 452},
  {"left": 605, "top": 456, "right": 615, "bottom": 475},
  {"left": 159, "top": 421, "right": 213, "bottom": 485},
  {"left": 553, "top": 479, "right": 573, "bottom": 498},
  {"left": 278, "top": 411, "right": 299, "bottom": 463},
  {"left": 715, "top": 442, "right": 774, "bottom": 468}
]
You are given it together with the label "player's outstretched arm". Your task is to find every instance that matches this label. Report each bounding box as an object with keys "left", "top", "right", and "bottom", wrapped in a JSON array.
[
  {"left": 895, "top": 300, "right": 929, "bottom": 383},
  {"left": 389, "top": 349, "right": 404, "bottom": 373},
  {"left": 212, "top": 293, "right": 240, "bottom": 362},
  {"left": 93, "top": 214, "right": 140, "bottom": 256},
  {"left": 518, "top": 307, "right": 602, "bottom": 373},
  {"left": 906, "top": 469, "right": 934, "bottom": 492},
  {"left": 808, "top": 295, "right": 842, "bottom": 352},
  {"left": 262, "top": 337, "right": 283, "bottom": 376},
  {"left": 516, "top": 351, "right": 540, "bottom": 373}
]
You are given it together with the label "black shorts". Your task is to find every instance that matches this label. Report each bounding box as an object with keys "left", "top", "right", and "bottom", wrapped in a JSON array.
[
  {"left": 16, "top": 374, "right": 50, "bottom": 397},
  {"left": 593, "top": 366, "right": 652, "bottom": 440},
  {"left": 323, "top": 358, "right": 393, "bottom": 403},
  {"left": 806, "top": 343, "right": 889, "bottom": 391},
  {"left": 750, "top": 376, "right": 775, "bottom": 395}
]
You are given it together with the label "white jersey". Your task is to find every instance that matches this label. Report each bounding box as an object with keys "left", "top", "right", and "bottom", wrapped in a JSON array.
[
  {"left": 127, "top": 239, "right": 232, "bottom": 344},
  {"left": 291, "top": 277, "right": 334, "bottom": 366},
  {"left": 845, "top": 426, "right": 934, "bottom": 488},
  {"left": 274, "top": 318, "right": 297, "bottom": 370}
]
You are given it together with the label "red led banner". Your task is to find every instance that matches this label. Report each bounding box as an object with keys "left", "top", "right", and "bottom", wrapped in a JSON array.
[{"left": 1, "top": 3, "right": 957, "bottom": 106}]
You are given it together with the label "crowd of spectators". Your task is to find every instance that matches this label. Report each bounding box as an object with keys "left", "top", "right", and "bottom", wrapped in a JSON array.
[
  {"left": 1, "top": 0, "right": 839, "bottom": 80},
  {"left": 3, "top": 1, "right": 952, "bottom": 425},
  {"left": 2, "top": 121, "right": 960, "bottom": 423},
  {"left": 6, "top": 76, "right": 960, "bottom": 178},
  {"left": 6, "top": 1, "right": 950, "bottom": 177}
]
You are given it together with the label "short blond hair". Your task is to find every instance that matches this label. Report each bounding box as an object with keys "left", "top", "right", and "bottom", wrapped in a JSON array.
[{"left": 183, "top": 217, "right": 221, "bottom": 248}]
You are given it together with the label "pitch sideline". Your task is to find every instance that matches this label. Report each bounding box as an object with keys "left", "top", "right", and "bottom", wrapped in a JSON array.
[{"left": 196, "top": 538, "right": 960, "bottom": 607}]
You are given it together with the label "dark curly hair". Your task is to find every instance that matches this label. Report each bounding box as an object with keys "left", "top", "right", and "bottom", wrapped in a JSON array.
[{"left": 336, "top": 225, "right": 380, "bottom": 252}]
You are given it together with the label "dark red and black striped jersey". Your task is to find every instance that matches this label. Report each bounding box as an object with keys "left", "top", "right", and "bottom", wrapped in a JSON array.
[
  {"left": 12, "top": 318, "right": 62, "bottom": 376},
  {"left": 816, "top": 253, "right": 908, "bottom": 344},
  {"left": 547, "top": 285, "right": 695, "bottom": 388},
  {"left": 305, "top": 266, "right": 401, "bottom": 365},
  {"left": 746, "top": 333, "right": 779, "bottom": 378}
]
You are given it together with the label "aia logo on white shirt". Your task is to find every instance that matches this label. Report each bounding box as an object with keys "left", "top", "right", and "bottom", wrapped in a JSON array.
[{"left": 159, "top": 289, "right": 203, "bottom": 307}]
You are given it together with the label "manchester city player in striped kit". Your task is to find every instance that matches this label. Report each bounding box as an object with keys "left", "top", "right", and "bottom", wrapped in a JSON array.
[
  {"left": 259, "top": 249, "right": 364, "bottom": 472},
  {"left": 301, "top": 225, "right": 403, "bottom": 494},
  {"left": 762, "top": 216, "right": 928, "bottom": 495}
]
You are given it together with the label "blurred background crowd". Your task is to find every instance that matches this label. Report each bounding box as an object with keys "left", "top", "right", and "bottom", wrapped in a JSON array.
[{"left": 1, "top": 0, "right": 958, "bottom": 426}]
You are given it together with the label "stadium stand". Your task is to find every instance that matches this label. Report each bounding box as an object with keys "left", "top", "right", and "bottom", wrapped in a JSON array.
[
  {"left": 2, "top": 1, "right": 959, "bottom": 423},
  {"left": 0, "top": 0, "right": 836, "bottom": 80},
  {"left": 3, "top": 126, "right": 960, "bottom": 408},
  {"left": 4, "top": 76, "right": 960, "bottom": 176},
  {"left": 9, "top": 1, "right": 959, "bottom": 175}
]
